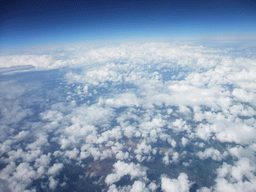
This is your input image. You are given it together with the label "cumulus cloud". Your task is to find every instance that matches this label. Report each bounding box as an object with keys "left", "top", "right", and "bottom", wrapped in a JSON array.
[
  {"left": 47, "top": 163, "right": 64, "bottom": 177},
  {"left": 199, "top": 158, "right": 256, "bottom": 192},
  {"left": 1, "top": 41, "right": 256, "bottom": 191},
  {"left": 105, "top": 93, "right": 141, "bottom": 108},
  {"left": 181, "top": 137, "right": 189, "bottom": 147},
  {"left": 105, "top": 161, "right": 147, "bottom": 185},
  {"left": 49, "top": 176, "right": 59, "bottom": 190},
  {"left": 161, "top": 173, "right": 192, "bottom": 192},
  {"left": 197, "top": 148, "right": 227, "bottom": 161},
  {"left": 130, "top": 181, "right": 146, "bottom": 192}
]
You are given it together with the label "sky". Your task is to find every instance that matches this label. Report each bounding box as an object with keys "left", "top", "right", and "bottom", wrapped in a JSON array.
[{"left": 1, "top": 0, "right": 255, "bottom": 48}]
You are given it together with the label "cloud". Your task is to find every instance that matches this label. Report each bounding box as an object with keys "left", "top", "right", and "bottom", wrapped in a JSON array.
[
  {"left": 200, "top": 158, "right": 256, "bottom": 192},
  {"left": 47, "top": 163, "right": 63, "bottom": 177},
  {"left": 197, "top": 148, "right": 227, "bottom": 161},
  {"left": 0, "top": 42, "right": 223, "bottom": 71},
  {"left": 105, "top": 93, "right": 141, "bottom": 108},
  {"left": 65, "top": 148, "right": 79, "bottom": 159},
  {"left": 105, "top": 161, "right": 147, "bottom": 185},
  {"left": 161, "top": 173, "right": 192, "bottom": 192},
  {"left": 130, "top": 181, "right": 146, "bottom": 192},
  {"left": 1, "top": 41, "right": 256, "bottom": 191},
  {"left": 13, "top": 163, "right": 37, "bottom": 183},
  {"left": 0, "top": 55, "right": 65, "bottom": 69},
  {"left": 181, "top": 137, "right": 189, "bottom": 147},
  {"left": 49, "top": 176, "right": 59, "bottom": 190},
  {"left": 232, "top": 88, "right": 255, "bottom": 103}
]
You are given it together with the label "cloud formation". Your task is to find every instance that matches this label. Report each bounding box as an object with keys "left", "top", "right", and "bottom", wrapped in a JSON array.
[{"left": 0, "top": 41, "right": 255, "bottom": 191}]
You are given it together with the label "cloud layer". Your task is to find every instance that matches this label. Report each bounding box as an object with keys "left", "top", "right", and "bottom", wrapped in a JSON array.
[{"left": 0, "top": 41, "right": 256, "bottom": 191}]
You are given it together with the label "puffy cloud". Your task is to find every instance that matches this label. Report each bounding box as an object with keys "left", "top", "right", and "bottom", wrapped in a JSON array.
[
  {"left": 130, "top": 181, "right": 146, "bottom": 192},
  {"left": 134, "top": 140, "right": 152, "bottom": 155},
  {"left": 200, "top": 158, "right": 256, "bottom": 192},
  {"left": 171, "top": 119, "right": 190, "bottom": 132},
  {"left": 105, "top": 161, "right": 147, "bottom": 185},
  {"left": 47, "top": 163, "right": 63, "bottom": 177},
  {"left": 197, "top": 148, "right": 227, "bottom": 161},
  {"left": 65, "top": 148, "right": 79, "bottom": 159},
  {"left": 96, "top": 127, "right": 122, "bottom": 144},
  {"left": 41, "top": 110, "right": 63, "bottom": 122},
  {"left": 181, "top": 137, "right": 189, "bottom": 147},
  {"left": 115, "top": 151, "right": 129, "bottom": 160},
  {"left": 161, "top": 173, "right": 192, "bottom": 192},
  {"left": 26, "top": 133, "right": 48, "bottom": 150},
  {"left": 232, "top": 88, "right": 255, "bottom": 103},
  {"left": 148, "top": 182, "right": 158, "bottom": 191},
  {"left": 13, "top": 163, "right": 37, "bottom": 183},
  {"left": 217, "top": 158, "right": 255, "bottom": 182},
  {"left": 162, "top": 150, "right": 179, "bottom": 165},
  {"left": 0, "top": 162, "right": 38, "bottom": 192},
  {"left": 105, "top": 93, "right": 141, "bottom": 108},
  {"left": 229, "top": 104, "right": 256, "bottom": 117},
  {"left": 216, "top": 123, "right": 256, "bottom": 144},
  {"left": 49, "top": 176, "right": 59, "bottom": 190},
  {"left": 69, "top": 104, "right": 115, "bottom": 127},
  {"left": 60, "top": 138, "right": 72, "bottom": 150},
  {"left": 0, "top": 104, "right": 32, "bottom": 126},
  {"left": 34, "top": 153, "right": 51, "bottom": 168},
  {"left": 1, "top": 41, "right": 256, "bottom": 191}
]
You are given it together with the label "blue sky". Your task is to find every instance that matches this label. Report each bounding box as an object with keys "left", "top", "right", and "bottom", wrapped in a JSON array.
[{"left": 1, "top": 0, "right": 255, "bottom": 48}]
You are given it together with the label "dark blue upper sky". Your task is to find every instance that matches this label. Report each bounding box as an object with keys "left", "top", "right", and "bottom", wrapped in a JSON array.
[{"left": 1, "top": 0, "right": 255, "bottom": 48}]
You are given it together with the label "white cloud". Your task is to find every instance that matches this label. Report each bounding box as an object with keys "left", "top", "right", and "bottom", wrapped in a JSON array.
[
  {"left": 60, "top": 138, "right": 72, "bottom": 150},
  {"left": 26, "top": 133, "right": 48, "bottom": 150},
  {"left": 204, "top": 158, "right": 256, "bottom": 192},
  {"left": 1, "top": 162, "right": 38, "bottom": 192},
  {"left": 65, "top": 148, "right": 79, "bottom": 159},
  {"left": 179, "top": 105, "right": 191, "bottom": 113},
  {"left": 1, "top": 41, "right": 256, "bottom": 191},
  {"left": 197, "top": 148, "right": 227, "bottom": 161},
  {"left": 216, "top": 123, "right": 256, "bottom": 144},
  {"left": 105, "top": 93, "right": 141, "bottom": 108},
  {"left": 88, "top": 147, "right": 102, "bottom": 161},
  {"left": 105, "top": 161, "right": 147, "bottom": 185},
  {"left": 161, "top": 173, "right": 192, "bottom": 192},
  {"left": 13, "top": 163, "right": 37, "bottom": 183},
  {"left": 130, "top": 181, "right": 146, "bottom": 192},
  {"left": 181, "top": 137, "right": 189, "bottom": 147},
  {"left": 47, "top": 163, "right": 63, "bottom": 177},
  {"left": 134, "top": 140, "right": 152, "bottom": 155},
  {"left": 0, "top": 104, "right": 32, "bottom": 126},
  {"left": 171, "top": 119, "right": 190, "bottom": 132},
  {"left": 49, "top": 176, "right": 59, "bottom": 190},
  {"left": 148, "top": 182, "right": 158, "bottom": 191},
  {"left": 232, "top": 88, "right": 255, "bottom": 103},
  {"left": 34, "top": 153, "right": 51, "bottom": 168}
]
